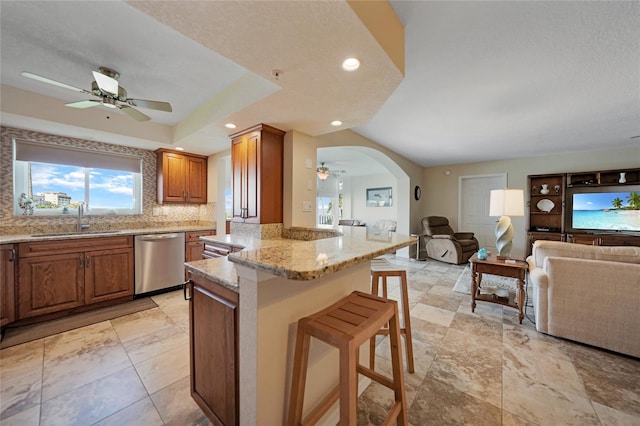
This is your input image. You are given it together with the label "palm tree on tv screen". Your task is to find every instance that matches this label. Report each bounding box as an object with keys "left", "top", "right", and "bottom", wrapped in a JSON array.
[
  {"left": 612, "top": 197, "right": 623, "bottom": 209},
  {"left": 627, "top": 192, "right": 640, "bottom": 209}
]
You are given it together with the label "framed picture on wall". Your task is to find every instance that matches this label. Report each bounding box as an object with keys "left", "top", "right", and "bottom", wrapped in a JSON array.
[{"left": 366, "top": 187, "right": 392, "bottom": 207}]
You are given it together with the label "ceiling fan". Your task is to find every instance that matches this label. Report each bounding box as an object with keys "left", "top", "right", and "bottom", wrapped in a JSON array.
[{"left": 21, "top": 67, "right": 172, "bottom": 121}]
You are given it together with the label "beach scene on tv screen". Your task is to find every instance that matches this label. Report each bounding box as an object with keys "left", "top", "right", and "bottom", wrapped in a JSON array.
[{"left": 572, "top": 191, "right": 640, "bottom": 231}]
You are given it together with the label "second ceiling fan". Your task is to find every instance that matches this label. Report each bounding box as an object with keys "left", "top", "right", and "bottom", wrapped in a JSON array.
[{"left": 22, "top": 66, "right": 172, "bottom": 121}]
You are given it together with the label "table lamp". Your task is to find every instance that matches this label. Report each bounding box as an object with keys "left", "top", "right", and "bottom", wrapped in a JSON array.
[{"left": 489, "top": 188, "right": 524, "bottom": 258}]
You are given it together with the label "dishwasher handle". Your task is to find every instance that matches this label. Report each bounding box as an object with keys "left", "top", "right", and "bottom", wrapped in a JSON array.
[{"left": 136, "top": 233, "right": 184, "bottom": 241}]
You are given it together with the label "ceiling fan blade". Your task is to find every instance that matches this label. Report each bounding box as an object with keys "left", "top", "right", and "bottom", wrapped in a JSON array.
[
  {"left": 119, "top": 105, "right": 150, "bottom": 121},
  {"left": 92, "top": 71, "right": 119, "bottom": 96},
  {"left": 66, "top": 100, "right": 101, "bottom": 109},
  {"left": 127, "top": 99, "right": 172, "bottom": 112},
  {"left": 21, "top": 72, "right": 89, "bottom": 94}
]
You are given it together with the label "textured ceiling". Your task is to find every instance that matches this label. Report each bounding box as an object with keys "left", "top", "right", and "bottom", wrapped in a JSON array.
[{"left": 1, "top": 1, "right": 638, "bottom": 169}]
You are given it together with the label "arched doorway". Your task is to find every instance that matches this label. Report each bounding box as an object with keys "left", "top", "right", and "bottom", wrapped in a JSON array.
[{"left": 317, "top": 146, "right": 410, "bottom": 237}]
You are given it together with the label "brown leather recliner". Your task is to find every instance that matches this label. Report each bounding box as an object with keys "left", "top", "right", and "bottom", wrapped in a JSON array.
[{"left": 420, "top": 216, "right": 479, "bottom": 264}]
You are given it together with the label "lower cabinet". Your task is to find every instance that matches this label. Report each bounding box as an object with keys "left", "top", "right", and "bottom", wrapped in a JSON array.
[
  {"left": 187, "top": 274, "right": 238, "bottom": 426},
  {"left": 567, "top": 233, "right": 640, "bottom": 247},
  {"left": 17, "top": 236, "right": 134, "bottom": 320},
  {"left": 527, "top": 232, "right": 564, "bottom": 256},
  {"left": 1, "top": 244, "right": 17, "bottom": 327},
  {"left": 85, "top": 247, "right": 134, "bottom": 305},
  {"left": 18, "top": 252, "right": 85, "bottom": 318},
  {"left": 185, "top": 230, "right": 216, "bottom": 263}
]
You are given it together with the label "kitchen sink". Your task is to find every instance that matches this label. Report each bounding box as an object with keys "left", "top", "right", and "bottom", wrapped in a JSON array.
[{"left": 32, "top": 230, "right": 124, "bottom": 237}]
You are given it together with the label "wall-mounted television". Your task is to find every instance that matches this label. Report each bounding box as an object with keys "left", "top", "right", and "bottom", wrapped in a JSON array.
[{"left": 567, "top": 185, "right": 640, "bottom": 233}]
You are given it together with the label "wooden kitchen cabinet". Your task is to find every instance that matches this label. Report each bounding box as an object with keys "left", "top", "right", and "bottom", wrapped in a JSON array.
[
  {"left": 1, "top": 244, "right": 17, "bottom": 328},
  {"left": 187, "top": 274, "right": 238, "bottom": 425},
  {"left": 231, "top": 123, "right": 285, "bottom": 224},
  {"left": 185, "top": 230, "right": 216, "bottom": 263},
  {"left": 156, "top": 149, "right": 208, "bottom": 204},
  {"left": 17, "top": 236, "right": 134, "bottom": 320},
  {"left": 18, "top": 252, "right": 85, "bottom": 319},
  {"left": 84, "top": 247, "right": 134, "bottom": 305}
]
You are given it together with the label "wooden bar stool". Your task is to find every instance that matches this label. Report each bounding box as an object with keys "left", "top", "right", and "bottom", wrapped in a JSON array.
[
  {"left": 287, "top": 291, "right": 408, "bottom": 426},
  {"left": 370, "top": 258, "right": 415, "bottom": 373}
]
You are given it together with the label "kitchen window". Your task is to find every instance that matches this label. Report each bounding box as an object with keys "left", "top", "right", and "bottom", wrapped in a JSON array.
[{"left": 13, "top": 139, "right": 142, "bottom": 216}]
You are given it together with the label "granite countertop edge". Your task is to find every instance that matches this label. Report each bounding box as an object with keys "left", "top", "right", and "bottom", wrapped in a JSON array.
[
  {"left": 227, "top": 239, "right": 415, "bottom": 281},
  {"left": 0, "top": 226, "right": 216, "bottom": 244}
]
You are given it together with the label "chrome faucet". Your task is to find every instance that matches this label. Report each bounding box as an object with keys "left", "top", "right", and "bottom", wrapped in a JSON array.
[{"left": 77, "top": 202, "right": 90, "bottom": 232}]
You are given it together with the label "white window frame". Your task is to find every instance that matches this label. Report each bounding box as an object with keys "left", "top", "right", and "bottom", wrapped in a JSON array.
[{"left": 13, "top": 139, "right": 143, "bottom": 216}]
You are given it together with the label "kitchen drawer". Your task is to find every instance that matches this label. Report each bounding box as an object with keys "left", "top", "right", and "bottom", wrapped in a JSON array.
[
  {"left": 186, "top": 230, "right": 216, "bottom": 242},
  {"left": 203, "top": 241, "right": 240, "bottom": 258},
  {"left": 19, "top": 235, "right": 133, "bottom": 258}
]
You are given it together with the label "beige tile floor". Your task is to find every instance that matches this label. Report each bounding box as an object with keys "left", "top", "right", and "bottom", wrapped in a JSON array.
[{"left": 1, "top": 257, "right": 639, "bottom": 425}]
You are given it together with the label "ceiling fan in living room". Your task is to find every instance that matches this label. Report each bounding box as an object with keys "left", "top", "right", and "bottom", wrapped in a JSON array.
[{"left": 21, "top": 66, "right": 172, "bottom": 121}]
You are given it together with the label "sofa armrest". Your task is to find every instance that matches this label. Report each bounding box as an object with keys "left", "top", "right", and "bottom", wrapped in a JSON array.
[{"left": 453, "top": 232, "right": 474, "bottom": 240}]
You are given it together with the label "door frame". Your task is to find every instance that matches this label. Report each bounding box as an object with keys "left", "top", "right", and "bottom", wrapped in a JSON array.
[{"left": 458, "top": 173, "right": 507, "bottom": 249}]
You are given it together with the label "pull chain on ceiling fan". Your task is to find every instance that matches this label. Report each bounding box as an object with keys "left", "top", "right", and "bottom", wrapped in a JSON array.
[{"left": 21, "top": 66, "right": 172, "bottom": 121}]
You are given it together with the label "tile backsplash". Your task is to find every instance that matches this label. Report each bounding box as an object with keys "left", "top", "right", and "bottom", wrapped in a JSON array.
[{"left": 1, "top": 126, "right": 215, "bottom": 235}]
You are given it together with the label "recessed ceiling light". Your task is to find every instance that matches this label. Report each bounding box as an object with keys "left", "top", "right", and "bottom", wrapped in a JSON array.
[
  {"left": 175, "top": 147, "right": 184, "bottom": 151},
  {"left": 331, "top": 120, "right": 342, "bottom": 126},
  {"left": 225, "top": 123, "right": 237, "bottom": 129},
  {"left": 342, "top": 57, "right": 360, "bottom": 71}
]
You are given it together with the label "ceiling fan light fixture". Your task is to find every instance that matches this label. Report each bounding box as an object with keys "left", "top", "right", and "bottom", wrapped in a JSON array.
[
  {"left": 331, "top": 120, "right": 342, "bottom": 126},
  {"left": 92, "top": 70, "right": 119, "bottom": 96},
  {"left": 317, "top": 162, "right": 330, "bottom": 180},
  {"left": 225, "top": 123, "right": 237, "bottom": 129},
  {"left": 101, "top": 98, "right": 118, "bottom": 109}
]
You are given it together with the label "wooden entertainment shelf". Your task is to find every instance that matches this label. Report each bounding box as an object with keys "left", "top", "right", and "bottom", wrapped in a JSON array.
[{"left": 526, "top": 167, "right": 640, "bottom": 255}]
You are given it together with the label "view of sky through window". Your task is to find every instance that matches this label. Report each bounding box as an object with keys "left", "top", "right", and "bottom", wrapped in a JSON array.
[{"left": 29, "top": 162, "right": 135, "bottom": 209}]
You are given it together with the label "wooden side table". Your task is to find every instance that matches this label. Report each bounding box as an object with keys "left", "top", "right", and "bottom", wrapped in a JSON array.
[{"left": 469, "top": 253, "right": 528, "bottom": 323}]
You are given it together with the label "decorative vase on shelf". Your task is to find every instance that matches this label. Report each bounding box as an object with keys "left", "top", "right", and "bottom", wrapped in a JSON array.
[
  {"left": 540, "top": 184, "right": 550, "bottom": 195},
  {"left": 619, "top": 172, "right": 627, "bottom": 184}
]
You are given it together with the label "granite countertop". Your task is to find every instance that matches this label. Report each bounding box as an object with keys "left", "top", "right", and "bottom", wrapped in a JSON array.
[
  {"left": 0, "top": 225, "right": 216, "bottom": 244},
  {"left": 185, "top": 226, "right": 416, "bottom": 291}
]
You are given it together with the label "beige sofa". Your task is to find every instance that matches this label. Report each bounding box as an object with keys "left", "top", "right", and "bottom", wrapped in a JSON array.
[{"left": 527, "top": 240, "right": 640, "bottom": 358}]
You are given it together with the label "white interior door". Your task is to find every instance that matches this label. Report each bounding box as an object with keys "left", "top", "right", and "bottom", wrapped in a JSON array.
[{"left": 459, "top": 174, "right": 507, "bottom": 252}]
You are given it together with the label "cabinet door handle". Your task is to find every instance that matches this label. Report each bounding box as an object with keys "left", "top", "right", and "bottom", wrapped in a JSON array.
[
  {"left": 9, "top": 248, "right": 16, "bottom": 262},
  {"left": 86, "top": 256, "right": 90, "bottom": 268},
  {"left": 186, "top": 191, "right": 190, "bottom": 200},
  {"left": 183, "top": 280, "right": 193, "bottom": 301},
  {"left": 79, "top": 256, "right": 83, "bottom": 268},
  {"left": 183, "top": 190, "right": 187, "bottom": 200}
]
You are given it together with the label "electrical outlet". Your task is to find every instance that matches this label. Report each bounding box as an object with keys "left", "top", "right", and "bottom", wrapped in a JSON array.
[
  {"left": 152, "top": 207, "right": 161, "bottom": 216},
  {"left": 162, "top": 207, "right": 169, "bottom": 216}
]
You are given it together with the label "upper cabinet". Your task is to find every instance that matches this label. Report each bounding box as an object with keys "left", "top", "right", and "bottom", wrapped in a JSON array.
[
  {"left": 230, "top": 124, "right": 285, "bottom": 224},
  {"left": 156, "top": 149, "right": 208, "bottom": 204}
]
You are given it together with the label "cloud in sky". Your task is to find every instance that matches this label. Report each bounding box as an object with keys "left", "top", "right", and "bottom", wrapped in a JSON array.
[{"left": 30, "top": 162, "right": 134, "bottom": 202}]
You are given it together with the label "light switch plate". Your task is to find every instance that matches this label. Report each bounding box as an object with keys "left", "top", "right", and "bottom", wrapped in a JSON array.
[
  {"left": 302, "top": 201, "right": 312, "bottom": 212},
  {"left": 305, "top": 159, "right": 312, "bottom": 169}
]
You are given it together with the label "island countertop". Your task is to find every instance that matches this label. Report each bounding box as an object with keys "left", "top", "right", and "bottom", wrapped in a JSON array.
[{"left": 184, "top": 226, "right": 415, "bottom": 288}]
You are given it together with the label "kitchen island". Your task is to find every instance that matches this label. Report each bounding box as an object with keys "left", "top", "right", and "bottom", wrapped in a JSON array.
[{"left": 184, "top": 226, "right": 415, "bottom": 425}]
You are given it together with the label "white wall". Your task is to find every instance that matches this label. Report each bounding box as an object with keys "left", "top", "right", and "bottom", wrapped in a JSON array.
[
  {"left": 350, "top": 173, "right": 398, "bottom": 227},
  {"left": 421, "top": 145, "right": 640, "bottom": 258},
  {"left": 284, "top": 130, "right": 317, "bottom": 228}
]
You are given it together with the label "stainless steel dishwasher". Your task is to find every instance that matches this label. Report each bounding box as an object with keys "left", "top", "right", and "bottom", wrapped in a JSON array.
[{"left": 134, "top": 232, "right": 185, "bottom": 297}]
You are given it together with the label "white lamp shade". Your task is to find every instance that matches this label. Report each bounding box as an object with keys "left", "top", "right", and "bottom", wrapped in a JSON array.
[{"left": 489, "top": 189, "right": 524, "bottom": 217}]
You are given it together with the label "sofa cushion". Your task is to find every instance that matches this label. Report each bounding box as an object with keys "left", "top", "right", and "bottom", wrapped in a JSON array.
[{"left": 531, "top": 240, "right": 640, "bottom": 267}]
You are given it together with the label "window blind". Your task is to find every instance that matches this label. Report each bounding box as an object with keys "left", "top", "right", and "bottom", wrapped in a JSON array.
[{"left": 14, "top": 139, "right": 141, "bottom": 173}]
